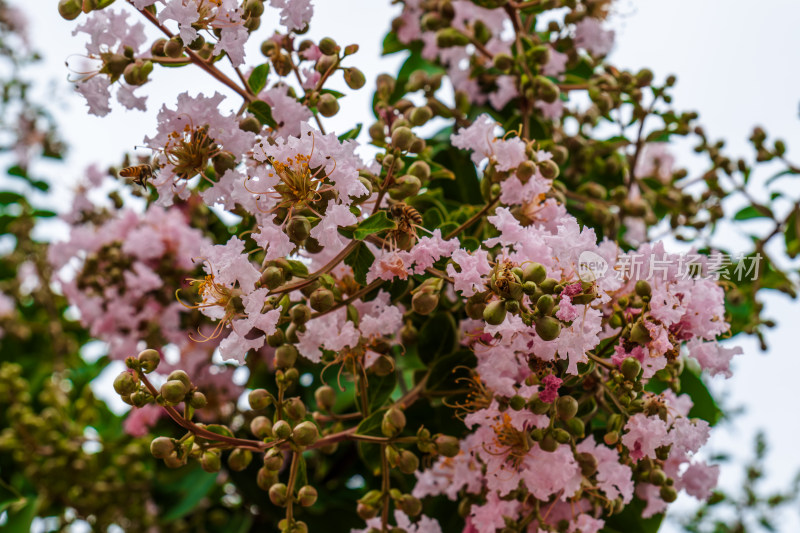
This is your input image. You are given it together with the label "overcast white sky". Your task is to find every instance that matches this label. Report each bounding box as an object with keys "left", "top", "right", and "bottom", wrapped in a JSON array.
[{"left": 10, "top": 1, "right": 800, "bottom": 531}]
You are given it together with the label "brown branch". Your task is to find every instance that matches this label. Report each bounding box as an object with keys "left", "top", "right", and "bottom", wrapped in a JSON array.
[{"left": 132, "top": 3, "right": 254, "bottom": 103}]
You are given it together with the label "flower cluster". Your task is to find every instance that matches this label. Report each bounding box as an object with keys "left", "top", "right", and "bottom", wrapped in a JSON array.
[{"left": 46, "top": 0, "right": 783, "bottom": 531}]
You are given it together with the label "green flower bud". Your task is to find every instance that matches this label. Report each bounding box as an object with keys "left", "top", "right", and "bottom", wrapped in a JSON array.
[
  {"left": 267, "top": 328, "right": 286, "bottom": 347},
  {"left": 536, "top": 76, "right": 559, "bottom": 103},
  {"left": 435, "top": 435, "right": 460, "bottom": 458},
  {"left": 260, "top": 39, "right": 278, "bottom": 57},
  {"left": 161, "top": 379, "right": 187, "bottom": 404},
  {"left": 344, "top": 67, "right": 366, "bottom": 90},
  {"left": 411, "top": 290, "right": 439, "bottom": 315},
  {"left": 515, "top": 160, "right": 537, "bottom": 182},
  {"left": 318, "top": 93, "right": 339, "bottom": 117},
  {"left": 372, "top": 354, "right": 396, "bottom": 377},
  {"left": 189, "top": 391, "right": 207, "bottom": 409},
  {"left": 635, "top": 279, "right": 652, "bottom": 298},
  {"left": 493, "top": 53, "right": 513, "bottom": 71},
  {"left": 201, "top": 451, "right": 221, "bottom": 473},
  {"left": 257, "top": 466, "right": 278, "bottom": 490},
  {"left": 290, "top": 304, "right": 311, "bottom": 325},
  {"left": 285, "top": 397, "right": 307, "bottom": 420},
  {"left": 313, "top": 386, "right": 336, "bottom": 412},
  {"left": 357, "top": 502, "right": 379, "bottom": 520},
  {"left": 164, "top": 36, "right": 184, "bottom": 58},
  {"left": 552, "top": 428, "right": 571, "bottom": 444},
  {"left": 164, "top": 452, "right": 186, "bottom": 469},
  {"left": 509, "top": 395, "right": 526, "bottom": 411},
  {"left": 239, "top": 116, "right": 261, "bottom": 133},
  {"left": 137, "top": 349, "right": 160, "bottom": 373},
  {"left": 538, "top": 277, "right": 558, "bottom": 293},
  {"left": 309, "top": 287, "right": 335, "bottom": 312},
  {"left": 407, "top": 161, "right": 431, "bottom": 180},
  {"left": 539, "top": 433, "right": 558, "bottom": 452},
  {"left": 292, "top": 421, "right": 319, "bottom": 446},
  {"left": 566, "top": 417, "right": 585, "bottom": 438},
  {"left": 287, "top": 216, "right": 311, "bottom": 243},
  {"left": 536, "top": 294, "right": 555, "bottom": 315},
  {"left": 538, "top": 159, "right": 560, "bottom": 179},
  {"left": 369, "top": 121, "right": 386, "bottom": 142},
  {"left": 187, "top": 35, "right": 205, "bottom": 50},
  {"left": 113, "top": 372, "right": 138, "bottom": 396},
  {"left": 576, "top": 452, "right": 598, "bottom": 476},
  {"left": 58, "top": 0, "right": 82, "bottom": 20},
  {"left": 318, "top": 37, "right": 339, "bottom": 55},
  {"left": 263, "top": 448, "right": 284, "bottom": 470},
  {"left": 269, "top": 483, "right": 288, "bottom": 506},
  {"left": 261, "top": 266, "right": 285, "bottom": 289},
  {"left": 650, "top": 468, "right": 667, "bottom": 486},
  {"left": 382, "top": 407, "right": 407, "bottom": 437},
  {"left": 436, "top": 28, "right": 470, "bottom": 47},
  {"left": 244, "top": 0, "right": 264, "bottom": 17},
  {"left": 398, "top": 494, "right": 422, "bottom": 517},
  {"left": 621, "top": 357, "right": 642, "bottom": 381},
  {"left": 167, "top": 370, "right": 192, "bottom": 389},
  {"left": 556, "top": 395, "right": 578, "bottom": 420},
  {"left": 388, "top": 174, "right": 421, "bottom": 199},
  {"left": 410, "top": 106, "right": 433, "bottom": 126},
  {"left": 298, "top": 485, "right": 318, "bottom": 506},
  {"left": 483, "top": 299, "right": 507, "bottom": 325},
  {"left": 397, "top": 450, "right": 419, "bottom": 474},
  {"left": 391, "top": 126, "right": 414, "bottom": 151},
  {"left": 535, "top": 316, "right": 562, "bottom": 341},
  {"left": 212, "top": 151, "right": 237, "bottom": 175},
  {"left": 629, "top": 320, "right": 652, "bottom": 345},
  {"left": 604, "top": 431, "right": 619, "bottom": 446},
  {"left": 249, "top": 388, "right": 272, "bottom": 410},
  {"left": 275, "top": 344, "right": 298, "bottom": 369},
  {"left": 660, "top": 485, "right": 678, "bottom": 503},
  {"left": 251, "top": 416, "right": 273, "bottom": 439},
  {"left": 409, "top": 138, "right": 426, "bottom": 154},
  {"left": 150, "top": 436, "right": 173, "bottom": 459},
  {"left": 228, "top": 448, "right": 252, "bottom": 472}
]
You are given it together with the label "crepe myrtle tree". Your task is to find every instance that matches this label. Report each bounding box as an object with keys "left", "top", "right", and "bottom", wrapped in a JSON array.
[{"left": 1, "top": 0, "right": 799, "bottom": 531}]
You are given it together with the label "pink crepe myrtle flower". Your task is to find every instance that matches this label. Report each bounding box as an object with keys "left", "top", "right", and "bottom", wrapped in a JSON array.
[
  {"left": 70, "top": 9, "right": 148, "bottom": 115},
  {"left": 687, "top": 339, "right": 742, "bottom": 378},
  {"left": 622, "top": 413, "right": 671, "bottom": 461},
  {"left": 574, "top": 18, "right": 615, "bottom": 56},
  {"left": 270, "top": 0, "right": 314, "bottom": 31},
  {"left": 451, "top": 114, "right": 527, "bottom": 171}
]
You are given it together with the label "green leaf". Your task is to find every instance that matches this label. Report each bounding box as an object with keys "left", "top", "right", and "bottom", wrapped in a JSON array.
[
  {"left": 367, "top": 371, "right": 397, "bottom": 410},
  {"left": 320, "top": 88, "right": 346, "bottom": 99},
  {"left": 32, "top": 209, "right": 57, "bottom": 218},
  {"left": 295, "top": 453, "right": 308, "bottom": 488},
  {"left": 344, "top": 242, "right": 375, "bottom": 285},
  {"left": 353, "top": 212, "right": 397, "bottom": 240},
  {"left": 733, "top": 204, "right": 774, "bottom": 221},
  {"left": 203, "top": 424, "right": 235, "bottom": 438},
  {"left": 382, "top": 31, "right": 407, "bottom": 55},
  {"left": 7, "top": 165, "right": 26, "bottom": 178},
  {"left": 417, "top": 312, "right": 458, "bottom": 365},
  {"left": 1, "top": 496, "right": 38, "bottom": 533},
  {"left": 426, "top": 350, "right": 476, "bottom": 392},
  {"left": 247, "top": 100, "right": 278, "bottom": 128},
  {"left": 338, "top": 123, "right": 363, "bottom": 141},
  {"left": 765, "top": 167, "right": 800, "bottom": 186},
  {"left": 355, "top": 408, "right": 388, "bottom": 475},
  {"left": 603, "top": 497, "right": 663, "bottom": 533},
  {"left": 0, "top": 478, "right": 23, "bottom": 515},
  {"left": 785, "top": 207, "right": 800, "bottom": 259},
  {"left": 680, "top": 368, "right": 723, "bottom": 425},
  {"left": 162, "top": 467, "right": 218, "bottom": 521},
  {"left": 248, "top": 64, "right": 270, "bottom": 94},
  {"left": 287, "top": 259, "right": 309, "bottom": 278},
  {"left": 0, "top": 191, "right": 24, "bottom": 205}
]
